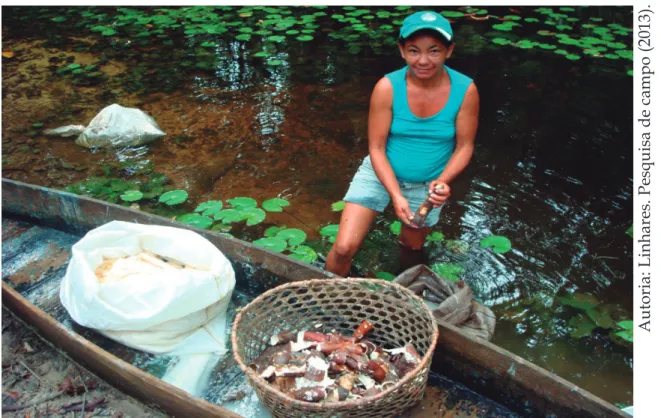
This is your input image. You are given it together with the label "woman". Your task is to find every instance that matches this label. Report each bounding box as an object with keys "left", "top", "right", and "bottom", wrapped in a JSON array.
[{"left": 325, "top": 11, "right": 480, "bottom": 277}]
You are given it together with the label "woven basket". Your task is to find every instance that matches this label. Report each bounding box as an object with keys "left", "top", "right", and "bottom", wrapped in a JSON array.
[{"left": 232, "top": 278, "right": 439, "bottom": 418}]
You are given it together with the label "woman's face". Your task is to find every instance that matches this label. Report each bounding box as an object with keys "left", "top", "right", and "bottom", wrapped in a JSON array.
[{"left": 398, "top": 33, "right": 454, "bottom": 80}]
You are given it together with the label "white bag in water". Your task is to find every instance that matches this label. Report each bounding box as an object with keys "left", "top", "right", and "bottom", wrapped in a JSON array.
[
  {"left": 44, "top": 104, "right": 166, "bottom": 148},
  {"left": 60, "top": 220, "right": 235, "bottom": 355}
]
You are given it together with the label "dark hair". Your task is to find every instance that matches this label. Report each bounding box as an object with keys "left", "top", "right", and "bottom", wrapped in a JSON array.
[{"left": 398, "top": 29, "right": 453, "bottom": 48}]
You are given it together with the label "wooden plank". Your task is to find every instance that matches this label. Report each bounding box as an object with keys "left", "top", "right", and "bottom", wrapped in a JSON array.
[
  {"left": 1, "top": 179, "right": 336, "bottom": 283},
  {"left": 434, "top": 322, "right": 628, "bottom": 418},
  {"left": 2, "top": 282, "right": 241, "bottom": 418}
]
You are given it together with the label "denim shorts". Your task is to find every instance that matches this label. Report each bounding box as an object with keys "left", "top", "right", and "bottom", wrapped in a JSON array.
[{"left": 343, "top": 156, "right": 443, "bottom": 228}]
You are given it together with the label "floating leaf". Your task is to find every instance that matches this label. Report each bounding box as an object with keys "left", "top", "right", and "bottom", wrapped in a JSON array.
[
  {"left": 565, "top": 54, "right": 581, "bottom": 61},
  {"left": 441, "top": 11, "right": 465, "bottom": 18},
  {"left": 31, "top": 122, "right": 44, "bottom": 128},
  {"left": 262, "top": 198, "right": 290, "bottom": 212},
  {"left": 493, "top": 23, "right": 515, "bottom": 31},
  {"left": 267, "top": 35, "right": 286, "bottom": 42},
  {"left": 617, "top": 320, "right": 634, "bottom": 330},
  {"left": 492, "top": 38, "right": 511, "bottom": 45},
  {"left": 568, "top": 314, "right": 597, "bottom": 339},
  {"left": 227, "top": 197, "right": 257, "bottom": 210},
  {"left": 390, "top": 221, "right": 402, "bottom": 235},
  {"left": 52, "top": 16, "right": 67, "bottom": 22},
  {"left": 2, "top": 51, "right": 15, "bottom": 58},
  {"left": 214, "top": 209, "right": 245, "bottom": 224},
  {"left": 430, "top": 263, "right": 465, "bottom": 282},
  {"left": 614, "top": 330, "right": 633, "bottom": 342},
  {"left": 211, "top": 223, "right": 232, "bottom": 232},
  {"left": 426, "top": 231, "right": 445, "bottom": 243},
  {"left": 297, "top": 35, "right": 314, "bottom": 41},
  {"left": 159, "top": 190, "right": 188, "bottom": 206},
  {"left": 445, "top": 240, "right": 470, "bottom": 254},
  {"left": 479, "top": 235, "right": 512, "bottom": 254},
  {"left": 242, "top": 208, "right": 267, "bottom": 226},
  {"left": 265, "top": 225, "right": 287, "bottom": 237},
  {"left": 253, "top": 237, "right": 287, "bottom": 253},
  {"left": 236, "top": 34, "right": 251, "bottom": 41},
  {"left": 289, "top": 245, "right": 318, "bottom": 263},
  {"left": 375, "top": 272, "right": 396, "bottom": 281},
  {"left": 276, "top": 228, "right": 307, "bottom": 246},
  {"left": 267, "top": 59, "right": 282, "bottom": 66},
  {"left": 177, "top": 213, "right": 213, "bottom": 229},
  {"left": 120, "top": 190, "right": 143, "bottom": 202},
  {"left": 320, "top": 224, "right": 339, "bottom": 243},
  {"left": 253, "top": 51, "right": 270, "bottom": 57},
  {"left": 201, "top": 41, "right": 216, "bottom": 48},
  {"left": 586, "top": 308, "right": 614, "bottom": 329},
  {"left": 556, "top": 293, "right": 599, "bottom": 311},
  {"left": 195, "top": 200, "right": 223, "bottom": 216},
  {"left": 331, "top": 201, "right": 345, "bottom": 212},
  {"left": 524, "top": 18, "right": 540, "bottom": 23}
]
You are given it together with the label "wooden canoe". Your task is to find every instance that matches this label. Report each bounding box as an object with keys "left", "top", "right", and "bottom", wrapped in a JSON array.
[{"left": 1, "top": 178, "right": 627, "bottom": 418}]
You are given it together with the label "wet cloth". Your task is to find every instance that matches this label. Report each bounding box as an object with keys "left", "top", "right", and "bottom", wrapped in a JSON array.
[
  {"left": 393, "top": 264, "right": 496, "bottom": 341},
  {"left": 343, "top": 156, "right": 443, "bottom": 227},
  {"left": 385, "top": 65, "right": 473, "bottom": 182}
]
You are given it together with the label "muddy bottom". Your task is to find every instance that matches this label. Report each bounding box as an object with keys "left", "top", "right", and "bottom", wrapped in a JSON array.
[{"left": 1, "top": 308, "right": 168, "bottom": 418}]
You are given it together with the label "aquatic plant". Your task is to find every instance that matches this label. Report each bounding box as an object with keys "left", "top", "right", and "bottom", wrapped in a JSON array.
[
  {"left": 158, "top": 190, "right": 189, "bottom": 206},
  {"left": 430, "top": 263, "right": 465, "bottom": 282},
  {"left": 479, "top": 235, "right": 512, "bottom": 254},
  {"left": 331, "top": 201, "right": 345, "bottom": 211},
  {"left": 557, "top": 292, "right": 633, "bottom": 344}
]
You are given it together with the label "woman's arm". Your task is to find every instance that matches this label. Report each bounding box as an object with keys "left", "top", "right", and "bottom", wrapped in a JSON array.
[
  {"left": 368, "top": 77, "right": 415, "bottom": 224},
  {"left": 429, "top": 82, "right": 480, "bottom": 205}
]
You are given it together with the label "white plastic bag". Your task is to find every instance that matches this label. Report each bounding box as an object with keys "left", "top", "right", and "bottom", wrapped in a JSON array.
[
  {"left": 60, "top": 221, "right": 235, "bottom": 355},
  {"left": 44, "top": 104, "right": 166, "bottom": 148}
]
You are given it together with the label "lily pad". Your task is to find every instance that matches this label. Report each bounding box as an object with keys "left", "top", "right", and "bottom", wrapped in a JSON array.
[
  {"left": 617, "top": 320, "right": 634, "bottom": 330},
  {"left": 441, "top": 11, "right": 465, "bottom": 18},
  {"left": 289, "top": 245, "right": 318, "bottom": 263},
  {"left": 267, "top": 35, "right": 286, "bottom": 42},
  {"left": 331, "top": 201, "right": 345, "bottom": 211},
  {"left": 492, "top": 38, "right": 511, "bottom": 45},
  {"left": 430, "top": 263, "right": 465, "bottom": 282},
  {"left": 565, "top": 54, "right": 581, "bottom": 61},
  {"left": 236, "top": 34, "right": 251, "bottom": 41},
  {"left": 262, "top": 198, "right": 290, "bottom": 212},
  {"left": 253, "top": 237, "right": 287, "bottom": 253},
  {"left": 253, "top": 51, "right": 270, "bottom": 57},
  {"left": 159, "top": 190, "right": 188, "bottom": 206},
  {"left": 320, "top": 224, "right": 339, "bottom": 243},
  {"left": 445, "top": 240, "right": 470, "bottom": 254},
  {"left": 479, "top": 235, "right": 512, "bottom": 254},
  {"left": 556, "top": 293, "right": 599, "bottom": 311},
  {"left": 265, "top": 225, "right": 287, "bottom": 237},
  {"left": 214, "top": 209, "right": 246, "bottom": 224},
  {"left": 194, "top": 200, "right": 223, "bottom": 216},
  {"left": 613, "top": 330, "right": 633, "bottom": 342},
  {"left": 426, "top": 231, "right": 445, "bottom": 242},
  {"left": 276, "top": 228, "right": 307, "bottom": 246},
  {"left": 297, "top": 35, "right": 314, "bottom": 41},
  {"left": 242, "top": 208, "right": 267, "bottom": 226},
  {"left": 375, "top": 272, "right": 396, "bottom": 281},
  {"left": 177, "top": 213, "right": 213, "bottom": 229},
  {"left": 227, "top": 197, "right": 257, "bottom": 210},
  {"left": 568, "top": 314, "right": 597, "bottom": 339},
  {"left": 120, "top": 190, "right": 144, "bottom": 202},
  {"left": 267, "top": 59, "right": 282, "bottom": 66},
  {"left": 586, "top": 307, "right": 614, "bottom": 329}
]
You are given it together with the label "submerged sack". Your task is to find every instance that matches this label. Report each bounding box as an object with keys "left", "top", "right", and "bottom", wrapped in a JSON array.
[
  {"left": 60, "top": 221, "right": 235, "bottom": 355},
  {"left": 44, "top": 104, "right": 165, "bottom": 148},
  {"left": 393, "top": 264, "right": 497, "bottom": 341}
]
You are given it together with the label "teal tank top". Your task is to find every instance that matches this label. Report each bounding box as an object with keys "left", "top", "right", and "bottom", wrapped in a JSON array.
[{"left": 384, "top": 65, "right": 473, "bottom": 182}]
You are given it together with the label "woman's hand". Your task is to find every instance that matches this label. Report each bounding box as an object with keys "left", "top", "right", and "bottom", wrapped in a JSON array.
[
  {"left": 428, "top": 180, "right": 451, "bottom": 207},
  {"left": 392, "top": 194, "right": 415, "bottom": 226}
]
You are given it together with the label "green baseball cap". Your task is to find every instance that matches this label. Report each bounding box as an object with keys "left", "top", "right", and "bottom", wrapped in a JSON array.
[{"left": 399, "top": 11, "right": 453, "bottom": 43}]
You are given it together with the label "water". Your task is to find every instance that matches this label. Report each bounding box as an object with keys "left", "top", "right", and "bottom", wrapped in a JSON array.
[{"left": 2, "top": 5, "right": 633, "bottom": 406}]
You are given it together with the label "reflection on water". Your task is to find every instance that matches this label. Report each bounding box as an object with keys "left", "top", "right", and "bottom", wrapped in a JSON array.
[{"left": 2, "top": 5, "right": 632, "bottom": 406}]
